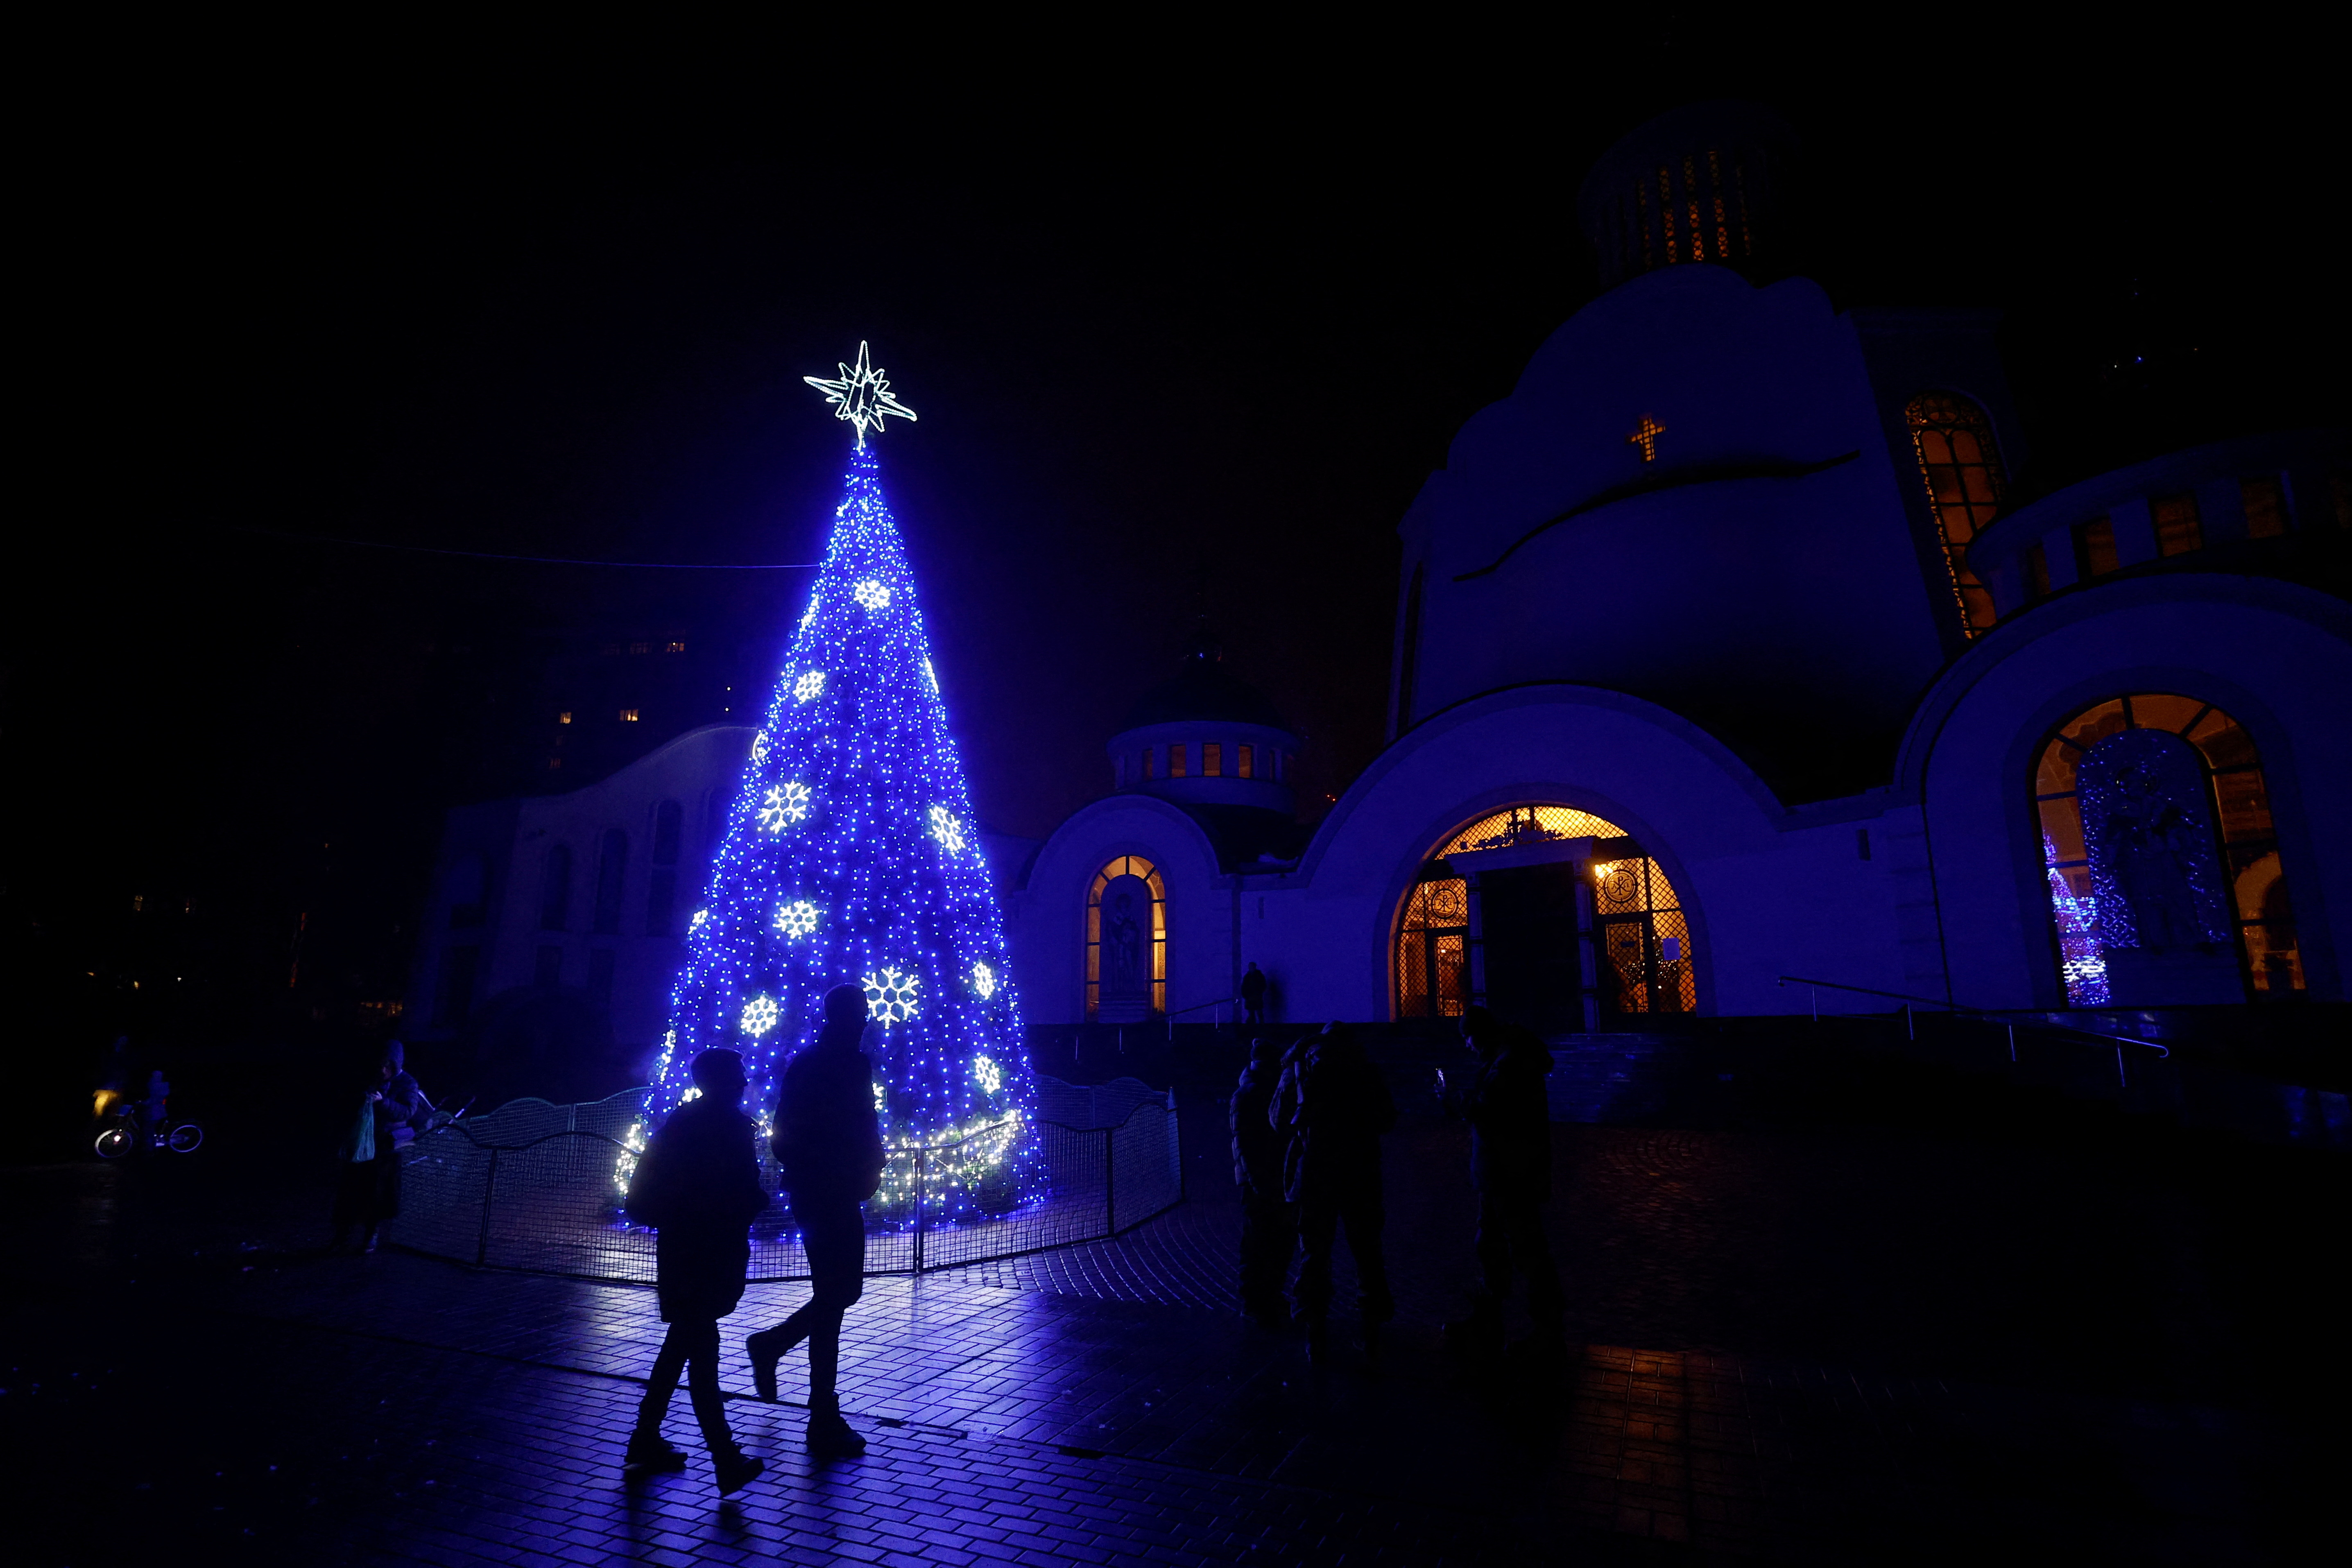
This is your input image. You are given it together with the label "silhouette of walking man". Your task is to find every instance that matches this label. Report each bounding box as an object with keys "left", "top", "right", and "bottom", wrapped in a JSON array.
[
  {"left": 1240, "top": 962, "right": 1268, "bottom": 1025},
  {"left": 1443, "top": 1005, "right": 1565, "bottom": 1355},
  {"left": 1230, "top": 1036, "right": 1290, "bottom": 1326},
  {"left": 623, "top": 1049, "right": 768, "bottom": 1493},
  {"left": 1277, "top": 1022, "right": 1396, "bottom": 1362},
  {"left": 747, "top": 984, "right": 885, "bottom": 1458}
]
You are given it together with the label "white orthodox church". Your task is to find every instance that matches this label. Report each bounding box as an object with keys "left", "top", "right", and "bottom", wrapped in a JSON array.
[{"left": 407, "top": 103, "right": 2348, "bottom": 1082}]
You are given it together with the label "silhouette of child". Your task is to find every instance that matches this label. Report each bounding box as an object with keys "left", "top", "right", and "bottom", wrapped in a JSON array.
[{"left": 623, "top": 1049, "right": 770, "bottom": 1493}]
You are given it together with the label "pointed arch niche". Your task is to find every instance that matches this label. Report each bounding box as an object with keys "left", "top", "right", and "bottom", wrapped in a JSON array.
[
  {"left": 2034, "top": 694, "right": 2301, "bottom": 1006},
  {"left": 1394, "top": 805, "right": 1695, "bottom": 1027},
  {"left": 1087, "top": 855, "right": 1166, "bottom": 1021}
]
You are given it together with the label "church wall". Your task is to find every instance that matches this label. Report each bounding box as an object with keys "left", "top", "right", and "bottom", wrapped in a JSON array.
[
  {"left": 404, "top": 725, "right": 753, "bottom": 1069},
  {"left": 1287, "top": 685, "right": 1911, "bottom": 1020},
  {"left": 1902, "top": 577, "right": 2352, "bottom": 1008},
  {"left": 1392, "top": 266, "right": 1951, "bottom": 792},
  {"left": 1008, "top": 796, "right": 1229, "bottom": 1026}
]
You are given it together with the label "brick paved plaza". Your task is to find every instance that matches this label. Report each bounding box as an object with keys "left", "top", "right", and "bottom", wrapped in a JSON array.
[{"left": 11, "top": 1053, "right": 2343, "bottom": 1566}]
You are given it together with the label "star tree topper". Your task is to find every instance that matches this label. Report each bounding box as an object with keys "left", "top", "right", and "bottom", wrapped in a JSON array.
[{"left": 804, "top": 340, "right": 917, "bottom": 449}]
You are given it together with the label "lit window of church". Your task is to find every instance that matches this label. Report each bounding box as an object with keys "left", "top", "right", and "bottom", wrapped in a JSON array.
[
  {"left": 2076, "top": 516, "right": 2119, "bottom": 577},
  {"left": 2034, "top": 694, "right": 2300, "bottom": 1005},
  {"left": 665, "top": 640, "right": 686, "bottom": 654},
  {"left": 558, "top": 711, "right": 573, "bottom": 724},
  {"left": 1904, "top": 393, "right": 2006, "bottom": 636},
  {"left": 1169, "top": 744, "right": 1187, "bottom": 778},
  {"left": 1141, "top": 748, "right": 1155, "bottom": 781},
  {"left": 1203, "top": 743, "right": 1221, "bottom": 776},
  {"left": 1237, "top": 744, "right": 1253, "bottom": 779},
  {"left": 619, "top": 708, "right": 640, "bottom": 722},
  {"left": 2241, "top": 477, "right": 2287, "bottom": 538},
  {"left": 630, "top": 642, "right": 650, "bottom": 655},
  {"left": 1085, "top": 855, "right": 1167, "bottom": 1019},
  {"left": 2151, "top": 493, "right": 2202, "bottom": 556}
]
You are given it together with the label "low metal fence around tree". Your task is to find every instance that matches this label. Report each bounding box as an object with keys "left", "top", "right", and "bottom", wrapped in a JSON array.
[{"left": 385, "top": 1078, "right": 1182, "bottom": 1283}]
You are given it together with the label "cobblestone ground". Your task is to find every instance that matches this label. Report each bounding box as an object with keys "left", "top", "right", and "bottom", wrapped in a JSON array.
[{"left": 9, "top": 1112, "right": 2341, "bottom": 1566}]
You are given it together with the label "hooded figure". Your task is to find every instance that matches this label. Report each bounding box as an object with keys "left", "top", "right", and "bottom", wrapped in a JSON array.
[
  {"left": 1274, "top": 1022, "right": 1396, "bottom": 1358},
  {"left": 1229, "top": 1036, "right": 1291, "bottom": 1323},
  {"left": 622, "top": 1049, "right": 769, "bottom": 1493},
  {"left": 1448, "top": 1006, "right": 1564, "bottom": 1348},
  {"left": 745, "top": 983, "right": 885, "bottom": 1460}
]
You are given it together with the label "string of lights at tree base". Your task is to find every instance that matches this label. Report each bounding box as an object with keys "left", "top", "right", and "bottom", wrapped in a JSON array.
[{"left": 620, "top": 419, "right": 1041, "bottom": 1223}]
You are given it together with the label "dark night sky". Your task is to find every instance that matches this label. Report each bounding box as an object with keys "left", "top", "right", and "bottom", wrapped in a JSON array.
[{"left": 17, "top": 23, "right": 2346, "bottom": 1030}]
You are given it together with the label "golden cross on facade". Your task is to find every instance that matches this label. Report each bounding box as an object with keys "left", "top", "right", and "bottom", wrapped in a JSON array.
[{"left": 1627, "top": 414, "right": 1666, "bottom": 463}]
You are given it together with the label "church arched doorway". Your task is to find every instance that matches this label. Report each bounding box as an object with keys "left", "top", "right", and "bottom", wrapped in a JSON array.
[
  {"left": 1087, "top": 855, "right": 1166, "bottom": 1021},
  {"left": 1393, "top": 805, "right": 1696, "bottom": 1029}
]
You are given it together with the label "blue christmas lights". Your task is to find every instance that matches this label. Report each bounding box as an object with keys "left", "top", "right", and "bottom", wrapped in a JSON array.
[{"left": 627, "top": 442, "right": 1039, "bottom": 1222}]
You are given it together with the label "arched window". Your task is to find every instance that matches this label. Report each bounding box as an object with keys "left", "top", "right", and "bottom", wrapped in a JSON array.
[
  {"left": 1905, "top": 393, "right": 2006, "bottom": 637},
  {"left": 1394, "top": 805, "right": 1695, "bottom": 1020},
  {"left": 646, "top": 800, "right": 682, "bottom": 936},
  {"left": 2035, "top": 695, "right": 2300, "bottom": 1006},
  {"left": 593, "top": 828, "right": 628, "bottom": 935},
  {"left": 1087, "top": 854, "right": 1166, "bottom": 1020},
  {"left": 539, "top": 844, "right": 573, "bottom": 932},
  {"left": 1397, "top": 870, "right": 1470, "bottom": 1018}
]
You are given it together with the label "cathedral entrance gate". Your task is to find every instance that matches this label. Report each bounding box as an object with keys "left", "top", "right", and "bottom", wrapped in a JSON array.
[
  {"left": 1393, "top": 805, "right": 1699, "bottom": 1026},
  {"left": 1449, "top": 837, "right": 1598, "bottom": 1035}
]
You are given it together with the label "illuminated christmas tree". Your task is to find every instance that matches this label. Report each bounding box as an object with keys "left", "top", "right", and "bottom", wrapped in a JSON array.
[{"left": 625, "top": 343, "right": 1036, "bottom": 1221}]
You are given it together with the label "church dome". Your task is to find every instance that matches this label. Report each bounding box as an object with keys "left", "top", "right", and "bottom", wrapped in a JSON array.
[
  {"left": 1117, "top": 644, "right": 1294, "bottom": 733},
  {"left": 1576, "top": 101, "right": 1798, "bottom": 291},
  {"left": 1106, "top": 636, "right": 1301, "bottom": 813}
]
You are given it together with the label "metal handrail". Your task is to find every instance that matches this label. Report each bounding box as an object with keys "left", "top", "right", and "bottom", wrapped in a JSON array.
[
  {"left": 1164, "top": 994, "right": 1241, "bottom": 1037},
  {"left": 1776, "top": 974, "right": 2170, "bottom": 1087}
]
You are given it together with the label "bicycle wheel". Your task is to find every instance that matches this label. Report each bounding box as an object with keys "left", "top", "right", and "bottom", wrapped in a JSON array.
[
  {"left": 95, "top": 1126, "right": 134, "bottom": 1159},
  {"left": 168, "top": 1124, "right": 204, "bottom": 1154}
]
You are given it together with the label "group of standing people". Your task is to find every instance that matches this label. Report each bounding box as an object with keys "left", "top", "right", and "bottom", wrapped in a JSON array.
[{"left": 1230, "top": 1006, "right": 1563, "bottom": 1363}]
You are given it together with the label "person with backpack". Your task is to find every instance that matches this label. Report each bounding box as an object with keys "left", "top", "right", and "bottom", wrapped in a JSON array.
[
  {"left": 745, "top": 984, "right": 886, "bottom": 1459},
  {"left": 1275, "top": 1021, "right": 1397, "bottom": 1362},
  {"left": 621, "top": 1049, "right": 770, "bottom": 1494}
]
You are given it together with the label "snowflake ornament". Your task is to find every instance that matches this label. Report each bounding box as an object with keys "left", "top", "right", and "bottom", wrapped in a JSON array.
[
  {"left": 689, "top": 909, "right": 711, "bottom": 932},
  {"left": 863, "top": 966, "right": 922, "bottom": 1023},
  {"left": 740, "top": 994, "right": 781, "bottom": 1036},
  {"left": 751, "top": 730, "right": 771, "bottom": 763},
  {"left": 853, "top": 578, "right": 893, "bottom": 611},
  {"left": 758, "top": 782, "right": 811, "bottom": 833},
  {"left": 929, "top": 805, "right": 967, "bottom": 854},
  {"left": 970, "top": 960, "right": 997, "bottom": 999},
  {"left": 794, "top": 670, "right": 827, "bottom": 704},
  {"left": 774, "top": 899, "right": 822, "bottom": 939},
  {"left": 972, "top": 1055, "right": 1003, "bottom": 1095}
]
